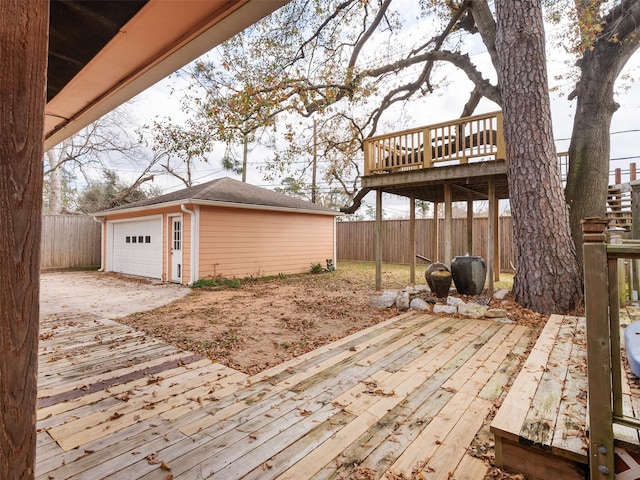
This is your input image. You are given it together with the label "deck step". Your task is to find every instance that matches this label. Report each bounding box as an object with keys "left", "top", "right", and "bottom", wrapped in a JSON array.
[
  {"left": 492, "top": 312, "right": 640, "bottom": 480},
  {"left": 491, "top": 314, "right": 589, "bottom": 480}
]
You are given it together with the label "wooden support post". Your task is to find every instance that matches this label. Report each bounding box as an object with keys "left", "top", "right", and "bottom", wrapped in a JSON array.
[
  {"left": 631, "top": 163, "right": 636, "bottom": 182},
  {"left": 375, "top": 189, "right": 383, "bottom": 291},
  {"left": 444, "top": 184, "right": 452, "bottom": 266},
  {"left": 466, "top": 193, "right": 473, "bottom": 255},
  {"left": 488, "top": 178, "right": 497, "bottom": 290},
  {"left": 632, "top": 181, "right": 640, "bottom": 298},
  {"left": 582, "top": 217, "right": 614, "bottom": 480},
  {"left": 410, "top": 196, "right": 416, "bottom": 285},
  {"left": 433, "top": 202, "right": 439, "bottom": 262},
  {"left": 0, "top": 2, "right": 48, "bottom": 478},
  {"left": 615, "top": 168, "right": 621, "bottom": 185}
]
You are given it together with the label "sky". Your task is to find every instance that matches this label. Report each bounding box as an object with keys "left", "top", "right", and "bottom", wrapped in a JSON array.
[{"left": 121, "top": 1, "right": 640, "bottom": 219}]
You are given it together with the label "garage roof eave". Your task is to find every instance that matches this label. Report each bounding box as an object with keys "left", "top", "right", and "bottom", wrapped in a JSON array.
[{"left": 93, "top": 198, "right": 343, "bottom": 217}]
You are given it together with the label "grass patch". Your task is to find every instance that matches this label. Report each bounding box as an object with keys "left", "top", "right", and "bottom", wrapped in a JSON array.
[
  {"left": 192, "top": 261, "right": 513, "bottom": 292},
  {"left": 192, "top": 277, "right": 242, "bottom": 289},
  {"left": 334, "top": 261, "right": 514, "bottom": 290}
]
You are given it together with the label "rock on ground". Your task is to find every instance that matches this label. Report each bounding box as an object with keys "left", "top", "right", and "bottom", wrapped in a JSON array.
[
  {"left": 370, "top": 291, "right": 399, "bottom": 309},
  {"left": 410, "top": 298, "right": 430, "bottom": 311}
]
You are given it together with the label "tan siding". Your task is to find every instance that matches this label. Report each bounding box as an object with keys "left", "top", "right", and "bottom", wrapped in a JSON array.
[
  {"left": 103, "top": 204, "right": 337, "bottom": 283},
  {"left": 198, "top": 207, "right": 335, "bottom": 279}
]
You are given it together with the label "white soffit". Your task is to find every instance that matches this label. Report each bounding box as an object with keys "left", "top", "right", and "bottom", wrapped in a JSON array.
[{"left": 44, "top": 0, "right": 289, "bottom": 150}]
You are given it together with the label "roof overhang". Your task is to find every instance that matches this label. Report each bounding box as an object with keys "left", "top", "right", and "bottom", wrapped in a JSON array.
[
  {"left": 45, "top": 0, "right": 289, "bottom": 150},
  {"left": 93, "top": 199, "right": 343, "bottom": 218}
]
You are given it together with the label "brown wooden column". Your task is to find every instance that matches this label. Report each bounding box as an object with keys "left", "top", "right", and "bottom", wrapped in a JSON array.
[
  {"left": 466, "top": 193, "right": 473, "bottom": 255},
  {"left": 488, "top": 178, "right": 499, "bottom": 289},
  {"left": 375, "top": 188, "right": 382, "bottom": 290},
  {"left": 432, "top": 201, "right": 439, "bottom": 262},
  {"left": 444, "top": 185, "right": 452, "bottom": 265},
  {"left": 409, "top": 196, "right": 416, "bottom": 284},
  {"left": 0, "top": 1, "right": 48, "bottom": 478},
  {"left": 632, "top": 181, "right": 640, "bottom": 297},
  {"left": 582, "top": 217, "right": 614, "bottom": 480}
]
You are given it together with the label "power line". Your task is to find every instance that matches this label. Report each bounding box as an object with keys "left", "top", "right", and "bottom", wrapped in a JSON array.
[
  {"left": 611, "top": 155, "right": 640, "bottom": 162},
  {"left": 555, "top": 129, "right": 640, "bottom": 142}
]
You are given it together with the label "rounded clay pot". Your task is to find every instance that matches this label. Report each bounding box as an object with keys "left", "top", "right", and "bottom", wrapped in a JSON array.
[
  {"left": 425, "top": 262, "right": 451, "bottom": 298},
  {"left": 430, "top": 270, "right": 453, "bottom": 298},
  {"left": 450, "top": 256, "right": 487, "bottom": 296}
]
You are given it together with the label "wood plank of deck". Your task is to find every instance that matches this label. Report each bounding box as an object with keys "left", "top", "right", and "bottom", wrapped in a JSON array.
[
  {"left": 519, "top": 315, "right": 577, "bottom": 455},
  {"left": 491, "top": 313, "right": 566, "bottom": 444},
  {"left": 305, "top": 324, "right": 528, "bottom": 480},
  {"left": 551, "top": 315, "right": 588, "bottom": 459}
]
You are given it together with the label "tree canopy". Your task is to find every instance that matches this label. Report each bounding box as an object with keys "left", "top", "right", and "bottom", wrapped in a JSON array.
[{"left": 148, "top": 0, "right": 640, "bottom": 312}]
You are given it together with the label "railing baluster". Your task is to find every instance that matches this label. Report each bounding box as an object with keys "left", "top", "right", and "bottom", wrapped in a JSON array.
[
  {"left": 609, "top": 255, "right": 624, "bottom": 419},
  {"left": 424, "top": 127, "right": 432, "bottom": 168}
]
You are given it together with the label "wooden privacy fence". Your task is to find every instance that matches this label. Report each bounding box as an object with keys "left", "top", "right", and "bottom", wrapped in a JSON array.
[
  {"left": 337, "top": 217, "right": 514, "bottom": 270},
  {"left": 41, "top": 215, "right": 101, "bottom": 270}
]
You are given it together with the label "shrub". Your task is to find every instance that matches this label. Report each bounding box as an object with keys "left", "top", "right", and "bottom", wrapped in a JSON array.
[{"left": 309, "top": 263, "right": 324, "bottom": 274}]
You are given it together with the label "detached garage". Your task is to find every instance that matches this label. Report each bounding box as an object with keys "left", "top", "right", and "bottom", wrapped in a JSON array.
[{"left": 93, "top": 177, "right": 341, "bottom": 284}]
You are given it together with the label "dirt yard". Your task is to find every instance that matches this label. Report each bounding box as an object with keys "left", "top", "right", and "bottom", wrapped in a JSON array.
[{"left": 118, "top": 262, "right": 549, "bottom": 376}]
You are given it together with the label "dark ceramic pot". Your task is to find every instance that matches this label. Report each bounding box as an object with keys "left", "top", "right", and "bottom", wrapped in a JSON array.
[
  {"left": 425, "top": 262, "right": 451, "bottom": 297},
  {"left": 451, "top": 256, "right": 486, "bottom": 296},
  {"left": 430, "top": 270, "right": 452, "bottom": 298}
]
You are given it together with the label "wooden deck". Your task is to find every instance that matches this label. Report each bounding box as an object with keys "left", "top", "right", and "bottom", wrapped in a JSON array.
[
  {"left": 491, "top": 311, "right": 640, "bottom": 480},
  {"left": 36, "top": 310, "right": 535, "bottom": 479}
]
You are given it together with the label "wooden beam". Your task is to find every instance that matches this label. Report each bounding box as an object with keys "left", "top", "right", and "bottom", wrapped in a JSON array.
[
  {"left": 361, "top": 160, "right": 508, "bottom": 189},
  {"left": 466, "top": 193, "right": 473, "bottom": 255},
  {"left": 632, "top": 181, "right": 640, "bottom": 296},
  {"left": 582, "top": 218, "right": 615, "bottom": 479},
  {"left": 0, "top": 1, "right": 48, "bottom": 478},
  {"left": 488, "top": 177, "right": 499, "bottom": 288},
  {"left": 444, "top": 184, "right": 452, "bottom": 266},
  {"left": 375, "top": 189, "right": 382, "bottom": 291},
  {"left": 410, "top": 196, "right": 416, "bottom": 285},
  {"left": 433, "top": 202, "right": 439, "bottom": 262}
]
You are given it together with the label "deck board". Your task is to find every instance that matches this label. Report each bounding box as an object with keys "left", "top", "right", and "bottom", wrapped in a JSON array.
[{"left": 37, "top": 311, "right": 534, "bottom": 479}]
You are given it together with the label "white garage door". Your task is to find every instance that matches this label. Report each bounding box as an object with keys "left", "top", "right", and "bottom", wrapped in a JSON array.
[{"left": 109, "top": 217, "right": 162, "bottom": 279}]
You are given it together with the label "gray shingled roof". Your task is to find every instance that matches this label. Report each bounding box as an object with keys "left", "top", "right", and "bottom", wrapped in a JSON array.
[{"left": 97, "top": 177, "right": 339, "bottom": 215}]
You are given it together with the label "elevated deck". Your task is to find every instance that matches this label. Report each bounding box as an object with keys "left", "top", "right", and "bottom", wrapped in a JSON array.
[{"left": 362, "top": 111, "right": 509, "bottom": 203}]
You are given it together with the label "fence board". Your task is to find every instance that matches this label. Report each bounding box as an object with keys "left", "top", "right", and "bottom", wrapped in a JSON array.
[
  {"left": 41, "top": 215, "right": 101, "bottom": 270},
  {"left": 337, "top": 217, "right": 514, "bottom": 271}
]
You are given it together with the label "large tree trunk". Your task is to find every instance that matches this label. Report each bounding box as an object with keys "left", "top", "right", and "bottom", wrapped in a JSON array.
[
  {"left": 0, "top": 1, "right": 48, "bottom": 478},
  {"left": 494, "top": 0, "right": 582, "bottom": 314},
  {"left": 566, "top": 41, "right": 633, "bottom": 266},
  {"left": 46, "top": 149, "right": 64, "bottom": 214}
]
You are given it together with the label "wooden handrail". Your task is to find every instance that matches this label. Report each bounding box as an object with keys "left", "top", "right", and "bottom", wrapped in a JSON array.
[{"left": 363, "top": 111, "right": 506, "bottom": 175}]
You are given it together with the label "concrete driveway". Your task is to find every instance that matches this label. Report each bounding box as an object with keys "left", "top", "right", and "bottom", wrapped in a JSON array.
[{"left": 40, "top": 271, "right": 190, "bottom": 319}]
